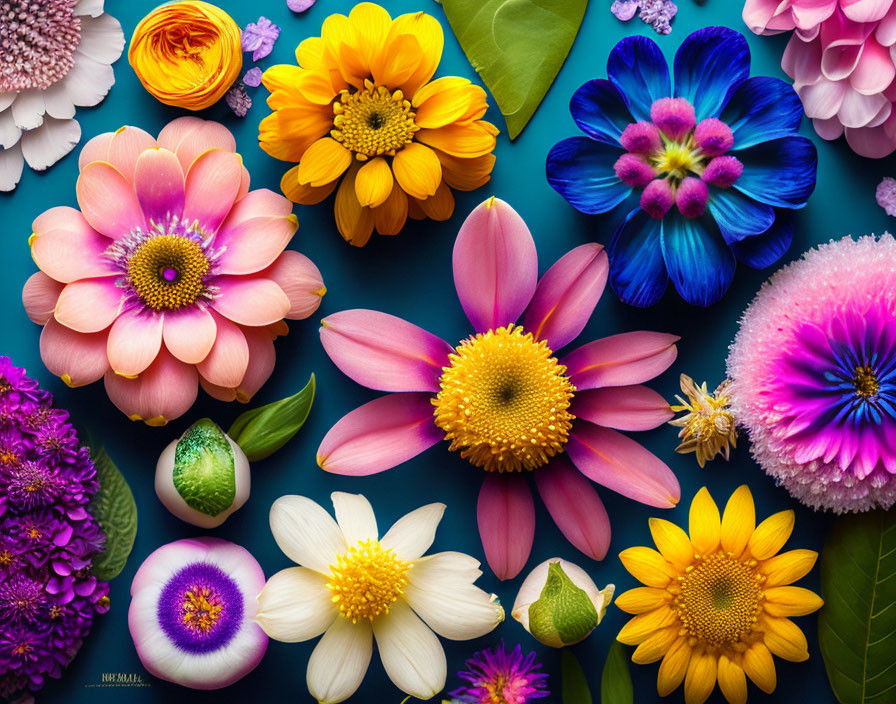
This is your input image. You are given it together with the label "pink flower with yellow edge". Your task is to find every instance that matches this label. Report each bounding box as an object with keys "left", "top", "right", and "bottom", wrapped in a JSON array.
[
  {"left": 22, "top": 116, "right": 325, "bottom": 426},
  {"left": 318, "top": 197, "right": 681, "bottom": 580}
]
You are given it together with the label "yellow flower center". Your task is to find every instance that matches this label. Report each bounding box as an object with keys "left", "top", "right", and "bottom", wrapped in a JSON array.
[
  {"left": 128, "top": 234, "right": 209, "bottom": 311},
  {"left": 181, "top": 585, "right": 223, "bottom": 634},
  {"left": 675, "top": 552, "right": 764, "bottom": 647},
  {"left": 332, "top": 79, "right": 418, "bottom": 160},
  {"left": 854, "top": 365, "right": 879, "bottom": 398},
  {"left": 433, "top": 325, "right": 576, "bottom": 473},
  {"left": 651, "top": 139, "right": 701, "bottom": 181},
  {"left": 327, "top": 539, "right": 411, "bottom": 623}
]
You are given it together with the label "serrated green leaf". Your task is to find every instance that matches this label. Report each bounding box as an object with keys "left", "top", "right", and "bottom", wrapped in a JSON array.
[
  {"left": 89, "top": 447, "right": 137, "bottom": 581},
  {"left": 441, "top": 0, "right": 588, "bottom": 140},
  {"left": 601, "top": 641, "right": 633, "bottom": 704},
  {"left": 818, "top": 510, "right": 896, "bottom": 704},
  {"left": 228, "top": 374, "right": 315, "bottom": 461},
  {"left": 562, "top": 649, "right": 592, "bottom": 704}
]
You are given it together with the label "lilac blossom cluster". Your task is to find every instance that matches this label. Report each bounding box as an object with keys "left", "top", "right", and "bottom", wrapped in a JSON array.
[{"left": 611, "top": 0, "right": 678, "bottom": 34}]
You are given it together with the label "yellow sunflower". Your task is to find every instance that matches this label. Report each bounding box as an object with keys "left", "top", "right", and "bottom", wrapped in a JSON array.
[
  {"left": 616, "top": 485, "right": 823, "bottom": 704},
  {"left": 259, "top": 2, "right": 498, "bottom": 246}
]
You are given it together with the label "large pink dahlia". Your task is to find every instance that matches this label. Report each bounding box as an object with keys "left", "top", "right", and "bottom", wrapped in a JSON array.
[
  {"left": 318, "top": 198, "right": 680, "bottom": 580},
  {"left": 728, "top": 234, "right": 896, "bottom": 512},
  {"left": 22, "top": 117, "right": 325, "bottom": 425}
]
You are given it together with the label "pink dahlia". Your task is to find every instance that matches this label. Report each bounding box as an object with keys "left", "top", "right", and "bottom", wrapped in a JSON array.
[
  {"left": 22, "top": 116, "right": 325, "bottom": 425},
  {"left": 728, "top": 234, "right": 896, "bottom": 512},
  {"left": 318, "top": 198, "right": 680, "bottom": 580}
]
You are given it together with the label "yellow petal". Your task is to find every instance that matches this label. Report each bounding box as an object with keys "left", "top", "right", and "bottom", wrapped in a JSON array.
[
  {"left": 413, "top": 77, "right": 480, "bottom": 129},
  {"left": 761, "top": 616, "right": 809, "bottom": 661},
  {"left": 617, "top": 606, "right": 678, "bottom": 645},
  {"left": 658, "top": 637, "right": 692, "bottom": 697},
  {"left": 262, "top": 64, "right": 305, "bottom": 93},
  {"left": 415, "top": 180, "right": 454, "bottom": 221},
  {"left": 392, "top": 142, "right": 441, "bottom": 200},
  {"left": 259, "top": 104, "right": 333, "bottom": 162},
  {"left": 684, "top": 649, "right": 717, "bottom": 704},
  {"left": 349, "top": 2, "right": 392, "bottom": 65},
  {"left": 295, "top": 37, "right": 326, "bottom": 70},
  {"left": 650, "top": 517, "right": 695, "bottom": 569},
  {"left": 748, "top": 509, "right": 795, "bottom": 561},
  {"left": 760, "top": 549, "right": 818, "bottom": 587},
  {"left": 294, "top": 68, "right": 344, "bottom": 105},
  {"left": 717, "top": 654, "right": 747, "bottom": 704},
  {"left": 334, "top": 164, "right": 374, "bottom": 247},
  {"left": 371, "top": 32, "right": 422, "bottom": 90},
  {"left": 689, "top": 487, "right": 721, "bottom": 555},
  {"left": 321, "top": 13, "right": 362, "bottom": 81},
  {"left": 721, "top": 485, "right": 755, "bottom": 558},
  {"left": 297, "top": 138, "right": 352, "bottom": 187},
  {"left": 632, "top": 625, "right": 679, "bottom": 664},
  {"left": 416, "top": 121, "right": 498, "bottom": 158},
  {"left": 280, "top": 165, "right": 338, "bottom": 205},
  {"left": 373, "top": 183, "right": 408, "bottom": 236},
  {"left": 742, "top": 642, "right": 776, "bottom": 694},
  {"left": 438, "top": 150, "right": 496, "bottom": 191},
  {"left": 354, "top": 157, "right": 394, "bottom": 208},
  {"left": 614, "top": 587, "right": 672, "bottom": 615},
  {"left": 763, "top": 586, "right": 824, "bottom": 617},
  {"left": 390, "top": 11, "right": 444, "bottom": 97},
  {"left": 619, "top": 546, "right": 677, "bottom": 588}
]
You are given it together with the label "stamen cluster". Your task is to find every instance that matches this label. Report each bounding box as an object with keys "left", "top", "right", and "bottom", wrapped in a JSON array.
[
  {"left": 327, "top": 539, "right": 411, "bottom": 623},
  {"left": 0, "top": 0, "right": 81, "bottom": 91},
  {"left": 332, "top": 79, "right": 419, "bottom": 159}
]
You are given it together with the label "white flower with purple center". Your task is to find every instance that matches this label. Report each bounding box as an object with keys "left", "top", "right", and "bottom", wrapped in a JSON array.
[{"left": 128, "top": 537, "right": 267, "bottom": 690}]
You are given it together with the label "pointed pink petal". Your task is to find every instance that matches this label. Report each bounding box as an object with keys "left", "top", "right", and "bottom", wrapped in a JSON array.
[
  {"left": 77, "top": 131, "right": 114, "bottom": 170},
  {"left": 562, "top": 332, "right": 679, "bottom": 390},
  {"left": 104, "top": 349, "right": 198, "bottom": 425},
  {"left": 567, "top": 423, "right": 680, "bottom": 508},
  {"left": 197, "top": 312, "right": 249, "bottom": 388},
  {"left": 320, "top": 310, "right": 452, "bottom": 393},
  {"left": 40, "top": 318, "right": 109, "bottom": 387},
  {"left": 261, "top": 250, "right": 325, "bottom": 320},
  {"left": 215, "top": 214, "right": 297, "bottom": 275},
  {"left": 133, "top": 147, "right": 185, "bottom": 224},
  {"left": 453, "top": 197, "right": 538, "bottom": 333},
  {"left": 572, "top": 385, "right": 673, "bottom": 431},
  {"left": 184, "top": 149, "right": 243, "bottom": 233},
  {"left": 234, "top": 325, "right": 277, "bottom": 401},
  {"left": 104, "top": 126, "right": 157, "bottom": 182},
  {"left": 54, "top": 279, "right": 123, "bottom": 333},
  {"left": 318, "top": 393, "right": 442, "bottom": 476},
  {"left": 162, "top": 306, "right": 217, "bottom": 364},
  {"left": 30, "top": 207, "right": 116, "bottom": 283},
  {"left": 211, "top": 276, "right": 291, "bottom": 326},
  {"left": 157, "top": 117, "right": 236, "bottom": 173},
  {"left": 534, "top": 458, "right": 611, "bottom": 561},
  {"left": 76, "top": 162, "right": 145, "bottom": 238},
  {"left": 23, "top": 272, "right": 64, "bottom": 325},
  {"left": 477, "top": 473, "right": 535, "bottom": 581},
  {"left": 107, "top": 309, "right": 164, "bottom": 377},
  {"left": 523, "top": 243, "right": 609, "bottom": 351}
]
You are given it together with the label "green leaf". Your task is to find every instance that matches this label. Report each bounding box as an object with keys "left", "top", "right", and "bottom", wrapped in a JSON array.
[
  {"left": 89, "top": 447, "right": 138, "bottom": 581},
  {"left": 228, "top": 374, "right": 315, "bottom": 461},
  {"left": 173, "top": 419, "right": 235, "bottom": 517},
  {"left": 441, "top": 0, "right": 589, "bottom": 140},
  {"left": 818, "top": 510, "right": 896, "bottom": 704},
  {"left": 562, "top": 649, "right": 592, "bottom": 704},
  {"left": 528, "top": 562, "right": 598, "bottom": 645},
  {"left": 601, "top": 641, "right": 633, "bottom": 704}
]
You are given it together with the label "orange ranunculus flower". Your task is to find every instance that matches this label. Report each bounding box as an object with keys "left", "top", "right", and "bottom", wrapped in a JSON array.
[{"left": 129, "top": 0, "right": 242, "bottom": 111}]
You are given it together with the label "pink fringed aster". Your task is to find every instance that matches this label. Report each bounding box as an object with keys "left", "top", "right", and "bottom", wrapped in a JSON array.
[
  {"left": 22, "top": 117, "right": 325, "bottom": 425},
  {"left": 448, "top": 643, "right": 549, "bottom": 703},
  {"left": 728, "top": 234, "right": 896, "bottom": 512},
  {"left": 318, "top": 198, "right": 680, "bottom": 580}
]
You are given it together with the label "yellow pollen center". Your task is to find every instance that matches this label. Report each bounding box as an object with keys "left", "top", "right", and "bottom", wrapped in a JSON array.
[
  {"left": 433, "top": 325, "right": 576, "bottom": 473},
  {"left": 181, "top": 585, "right": 223, "bottom": 634},
  {"left": 0, "top": 451, "right": 18, "bottom": 466},
  {"left": 128, "top": 234, "right": 209, "bottom": 311},
  {"left": 327, "top": 539, "right": 410, "bottom": 623},
  {"left": 331, "top": 80, "right": 418, "bottom": 160},
  {"left": 675, "top": 552, "right": 764, "bottom": 647},
  {"left": 651, "top": 139, "right": 702, "bottom": 181},
  {"left": 854, "top": 365, "right": 879, "bottom": 398},
  {"left": 0, "top": 551, "right": 13, "bottom": 566}
]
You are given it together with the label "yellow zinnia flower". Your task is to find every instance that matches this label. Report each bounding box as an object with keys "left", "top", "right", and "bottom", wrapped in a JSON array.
[
  {"left": 616, "top": 486, "right": 823, "bottom": 704},
  {"left": 259, "top": 2, "right": 498, "bottom": 246}
]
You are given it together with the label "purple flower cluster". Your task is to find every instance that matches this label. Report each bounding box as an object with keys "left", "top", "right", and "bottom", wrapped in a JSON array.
[
  {"left": 611, "top": 0, "right": 678, "bottom": 34},
  {"left": 0, "top": 358, "right": 108, "bottom": 697}
]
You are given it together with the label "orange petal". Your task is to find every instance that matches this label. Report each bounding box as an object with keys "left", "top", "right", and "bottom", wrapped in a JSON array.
[
  {"left": 335, "top": 163, "right": 375, "bottom": 246},
  {"left": 392, "top": 142, "right": 441, "bottom": 199}
]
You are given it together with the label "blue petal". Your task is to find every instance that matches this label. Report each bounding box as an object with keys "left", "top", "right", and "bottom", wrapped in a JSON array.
[
  {"left": 673, "top": 27, "right": 750, "bottom": 121},
  {"left": 721, "top": 77, "right": 804, "bottom": 150},
  {"left": 607, "top": 208, "right": 668, "bottom": 307},
  {"left": 660, "top": 212, "right": 736, "bottom": 307},
  {"left": 734, "top": 136, "right": 818, "bottom": 208},
  {"left": 546, "top": 137, "right": 631, "bottom": 215},
  {"left": 729, "top": 211, "right": 793, "bottom": 269},
  {"left": 607, "top": 35, "right": 671, "bottom": 122},
  {"left": 570, "top": 79, "right": 635, "bottom": 146},
  {"left": 708, "top": 187, "right": 775, "bottom": 244}
]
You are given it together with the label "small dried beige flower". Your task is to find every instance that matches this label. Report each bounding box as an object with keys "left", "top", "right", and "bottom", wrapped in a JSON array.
[{"left": 669, "top": 374, "right": 737, "bottom": 468}]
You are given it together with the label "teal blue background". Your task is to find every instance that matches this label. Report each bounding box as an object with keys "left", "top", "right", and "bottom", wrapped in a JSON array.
[{"left": 1, "top": 0, "right": 891, "bottom": 702}]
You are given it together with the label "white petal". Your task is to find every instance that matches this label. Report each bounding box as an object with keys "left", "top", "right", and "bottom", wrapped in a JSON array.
[
  {"left": 373, "top": 600, "right": 446, "bottom": 700},
  {"left": 64, "top": 51, "right": 115, "bottom": 107},
  {"left": 78, "top": 14, "right": 125, "bottom": 64},
  {"left": 331, "top": 492, "right": 378, "bottom": 545},
  {"left": 75, "top": 0, "right": 104, "bottom": 17},
  {"left": 409, "top": 551, "right": 482, "bottom": 584},
  {"left": 380, "top": 503, "right": 445, "bottom": 560},
  {"left": 0, "top": 92, "right": 16, "bottom": 111},
  {"left": 42, "top": 82, "right": 76, "bottom": 120},
  {"left": 11, "top": 90, "right": 44, "bottom": 130},
  {"left": 256, "top": 567, "right": 337, "bottom": 642},
  {"left": 269, "top": 495, "right": 347, "bottom": 574},
  {"left": 307, "top": 618, "right": 372, "bottom": 704},
  {"left": 20, "top": 117, "right": 80, "bottom": 170},
  {"left": 0, "top": 108, "right": 22, "bottom": 149},
  {"left": 201, "top": 537, "right": 267, "bottom": 594},
  {"left": 0, "top": 143, "right": 24, "bottom": 192}
]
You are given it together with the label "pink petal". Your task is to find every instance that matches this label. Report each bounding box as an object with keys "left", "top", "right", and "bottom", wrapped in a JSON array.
[
  {"left": 215, "top": 213, "right": 298, "bottom": 275},
  {"left": 838, "top": 88, "right": 889, "bottom": 127},
  {"left": 261, "top": 250, "right": 325, "bottom": 320},
  {"left": 453, "top": 197, "right": 538, "bottom": 333},
  {"left": 183, "top": 149, "right": 243, "bottom": 233},
  {"left": 843, "top": 0, "right": 892, "bottom": 24},
  {"left": 320, "top": 310, "right": 453, "bottom": 392},
  {"left": 77, "top": 131, "right": 113, "bottom": 170},
  {"left": 76, "top": 162, "right": 146, "bottom": 239},
  {"left": 534, "top": 458, "right": 611, "bottom": 561},
  {"left": 562, "top": 332, "right": 679, "bottom": 390},
  {"left": 523, "top": 243, "right": 608, "bottom": 351},
  {"left": 162, "top": 306, "right": 217, "bottom": 364},
  {"left": 317, "top": 393, "right": 443, "bottom": 476},
  {"left": 104, "top": 126, "right": 157, "bottom": 183},
  {"left": 782, "top": 34, "right": 823, "bottom": 84},
  {"left": 197, "top": 313, "right": 250, "bottom": 388},
  {"left": 23, "top": 272, "right": 63, "bottom": 325},
  {"left": 211, "top": 276, "right": 291, "bottom": 326},
  {"left": 742, "top": 0, "right": 797, "bottom": 34},
  {"left": 104, "top": 349, "right": 198, "bottom": 425},
  {"left": 236, "top": 165, "right": 251, "bottom": 202},
  {"left": 221, "top": 187, "right": 292, "bottom": 225},
  {"left": 791, "top": 0, "right": 838, "bottom": 29},
  {"left": 40, "top": 318, "right": 109, "bottom": 387},
  {"left": 844, "top": 122, "right": 896, "bottom": 157},
  {"left": 157, "top": 117, "right": 237, "bottom": 173},
  {"left": 133, "top": 147, "right": 185, "bottom": 224},
  {"left": 477, "top": 473, "right": 535, "bottom": 581},
  {"left": 813, "top": 116, "right": 846, "bottom": 140},
  {"left": 106, "top": 309, "right": 164, "bottom": 377},
  {"left": 567, "top": 423, "right": 680, "bottom": 508},
  {"left": 572, "top": 385, "right": 673, "bottom": 431},
  {"left": 799, "top": 80, "right": 848, "bottom": 120},
  {"left": 30, "top": 207, "right": 116, "bottom": 283},
  {"left": 850, "top": 38, "right": 896, "bottom": 95},
  {"left": 199, "top": 377, "right": 237, "bottom": 403},
  {"left": 235, "top": 325, "right": 277, "bottom": 401},
  {"left": 54, "top": 279, "right": 123, "bottom": 333}
]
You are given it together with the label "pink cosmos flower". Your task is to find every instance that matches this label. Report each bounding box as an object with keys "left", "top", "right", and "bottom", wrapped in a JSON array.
[
  {"left": 318, "top": 198, "right": 680, "bottom": 580},
  {"left": 22, "top": 116, "right": 325, "bottom": 425}
]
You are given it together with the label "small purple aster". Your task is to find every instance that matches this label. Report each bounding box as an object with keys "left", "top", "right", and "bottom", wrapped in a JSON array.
[
  {"left": 244, "top": 67, "right": 263, "bottom": 88},
  {"left": 877, "top": 177, "right": 896, "bottom": 217},
  {"left": 225, "top": 83, "right": 252, "bottom": 117},
  {"left": 449, "top": 643, "right": 549, "bottom": 704},
  {"left": 241, "top": 16, "right": 280, "bottom": 61},
  {"left": 287, "top": 0, "right": 316, "bottom": 12}
]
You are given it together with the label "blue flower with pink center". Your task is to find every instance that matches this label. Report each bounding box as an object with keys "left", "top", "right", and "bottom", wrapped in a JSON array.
[{"left": 546, "top": 27, "right": 817, "bottom": 307}]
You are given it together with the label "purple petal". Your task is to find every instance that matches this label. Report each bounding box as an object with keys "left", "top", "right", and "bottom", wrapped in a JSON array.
[
  {"left": 287, "top": 0, "right": 316, "bottom": 12},
  {"left": 244, "top": 67, "right": 263, "bottom": 87},
  {"left": 612, "top": 0, "right": 640, "bottom": 21}
]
